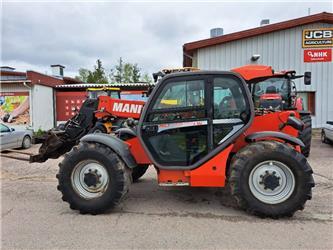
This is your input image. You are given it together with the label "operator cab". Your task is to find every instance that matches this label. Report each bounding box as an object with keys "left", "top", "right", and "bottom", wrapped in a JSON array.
[
  {"left": 138, "top": 71, "right": 253, "bottom": 169},
  {"left": 87, "top": 87, "right": 121, "bottom": 99}
]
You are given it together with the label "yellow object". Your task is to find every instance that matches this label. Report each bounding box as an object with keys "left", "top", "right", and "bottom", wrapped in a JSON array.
[
  {"left": 160, "top": 99, "right": 178, "bottom": 105},
  {"left": 103, "top": 121, "right": 113, "bottom": 134},
  {"left": 161, "top": 67, "right": 200, "bottom": 74},
  {"left": 87, "top": 87, "right": 120, "bottom": 91}
]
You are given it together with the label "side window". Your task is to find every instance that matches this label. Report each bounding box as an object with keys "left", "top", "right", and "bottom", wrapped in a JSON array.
[
  {"left": 149, "top": 80, "right": 205, "bottom": 122},
  {"left": 213, "top": 76, "right": 249, "bottom": 147},
  {"left": 213, "top": 77, "right": 247, "bottom": 119},
  {"left": 0, "top": 124, "right": 10, "bottom": 133}
]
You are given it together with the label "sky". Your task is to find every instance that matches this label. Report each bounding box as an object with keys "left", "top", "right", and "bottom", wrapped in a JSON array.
[{"left": 1, "top": 0, "right": 332, "bottom": 78}]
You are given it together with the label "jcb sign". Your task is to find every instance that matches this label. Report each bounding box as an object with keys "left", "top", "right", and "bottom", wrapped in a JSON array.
[{"left": 302, "top": 28, "right": 333, "bottom": 48}]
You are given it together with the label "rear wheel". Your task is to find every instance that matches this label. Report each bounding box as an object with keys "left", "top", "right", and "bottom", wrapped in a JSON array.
[
  {"left": 298, "top": 114, "right": 312, "bottom": 157},
  {"left": 56, "top": 142, "right": 131, "bottom": 214},
  {"left": 229, "top": 141, "right": 314, "bottom": 218},
  {"left": 132, "top": 165, "right": 149, "bottom": 182}
]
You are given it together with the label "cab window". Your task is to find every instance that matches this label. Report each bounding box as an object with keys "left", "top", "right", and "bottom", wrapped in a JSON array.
[
  {"left": 213, "top": 77, "right": 247, "bottom": 119},
  {"left": 153, "top": 80, "right": 204, "bottom": 109},
  {"left": 149, "top": 80, "right": 205, "bottom": 122}
]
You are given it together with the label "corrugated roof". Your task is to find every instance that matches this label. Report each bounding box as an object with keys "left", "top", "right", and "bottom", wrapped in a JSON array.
[
  {"left": 55, "top": 83, "right": 154, "bottom": 88},
  {"left": 183, "top": 12, "right": 333, "bottom": 63}
]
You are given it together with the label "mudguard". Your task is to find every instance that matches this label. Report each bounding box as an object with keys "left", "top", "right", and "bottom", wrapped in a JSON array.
[
  {"left": 245, "top": 131, "right": 305, "bottom": 147},
  {"left": 80, "top": 133, "right": 137, "bottom": 169}
]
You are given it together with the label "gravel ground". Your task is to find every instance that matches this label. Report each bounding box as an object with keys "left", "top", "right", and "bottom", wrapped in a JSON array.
[{"left": 1, "top": 137, "right": 332, "bottom": 249}]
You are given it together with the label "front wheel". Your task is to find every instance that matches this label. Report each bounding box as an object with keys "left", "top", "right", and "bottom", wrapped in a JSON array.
[
  {"left": 56, "top": 142, "right": 131, "bottom": 214},
  {"left": 229, "top": 141, "right": 314, "bottom": 218},
  {"left": 21, "top": 135, "right": 31, "bottom": 149}
]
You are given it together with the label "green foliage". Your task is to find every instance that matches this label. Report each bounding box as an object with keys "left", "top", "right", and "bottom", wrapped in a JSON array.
[
  {"left": 76, "top": 68, "right": 90, "bottom": 82},
  {"left": 34, "top": 128, "right": 46, "bottom": 137},
  {"left": 141, "top": 73, "right": 153, "bottom": 83},
  {"left": 76, "top": 59, "right": 108, "bottom": 84},
  {"left": 132, "top": 64, "right": 141, "bottom": 83},
  {"left": 113, "top": 57, "right": 124, "bottom": 83},
  {"left": 76, "top": 58, "right": 151, "bottom": 84}
]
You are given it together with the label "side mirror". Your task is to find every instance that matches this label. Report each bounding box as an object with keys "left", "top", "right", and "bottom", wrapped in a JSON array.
[
  {"left": 304, "top": 72, "right": 311, "bottom": 85},
  {"left": 11, "top": 128, "right": 15, "bottom": 132}
]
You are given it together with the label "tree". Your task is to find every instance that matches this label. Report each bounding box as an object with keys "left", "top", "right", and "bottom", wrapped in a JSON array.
[
  {"left": 113, "top": 57, "right": 124, "bottom": 83},
  {"left": 132, "top": 64, "right": 141, "bottom": 83},
  {"left": 123, "top": 63, "right": 133, "bottom": 83},
  {"left": 111, "top": 58, "right": 143, "bottom": 83},
  {"left": 141, "top": 73, "right": 153, "bottom": 83},
  {"left": 76, "top": 68, "right": 90, "bottom": 82},
  {"left": 75, "top": 59, "right": 108, "bottom": 84}
]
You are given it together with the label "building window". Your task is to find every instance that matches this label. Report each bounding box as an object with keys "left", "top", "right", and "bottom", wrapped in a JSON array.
[{"left": 298, "top": 92, "right": 315, "bottom": 115}]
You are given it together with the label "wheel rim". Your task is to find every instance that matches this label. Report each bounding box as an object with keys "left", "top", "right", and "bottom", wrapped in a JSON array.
[
  {"left": 249, "top": 160, "right": 295, "bottom": 204},
  {"left": 23, "top": 137, "right": 31, "bottom": 148},
  {"left": 71, "top": 160, "right": 109, "bottom": 199}
]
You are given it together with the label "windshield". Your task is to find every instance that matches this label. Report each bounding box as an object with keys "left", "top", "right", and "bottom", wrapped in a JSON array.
[{"left": 253, "top": 78, "right": 290, "bottom": 108}]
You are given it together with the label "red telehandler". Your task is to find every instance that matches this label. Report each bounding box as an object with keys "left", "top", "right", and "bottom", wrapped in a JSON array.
[
  {"left": 56, "top": 69, "right": 314, "bottom": 218},
  {"left": 232, "top": 65, "right": 312, "bottom": 157}
]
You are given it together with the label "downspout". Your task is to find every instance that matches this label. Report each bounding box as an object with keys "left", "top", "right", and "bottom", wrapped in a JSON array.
[{"left": 23, "top": 81, "right": 33, "bottom": 129}]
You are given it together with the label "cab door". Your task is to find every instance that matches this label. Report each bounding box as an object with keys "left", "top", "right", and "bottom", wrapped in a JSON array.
[{"left": 138, "top": 73, "right": 253, "bottom": 170}]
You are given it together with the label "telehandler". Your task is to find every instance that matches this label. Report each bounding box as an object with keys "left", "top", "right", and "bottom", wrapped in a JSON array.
[
  {"left": 232, "top": 65, "right": 312, "bottom": 157},
  {"left": 56, "top": 69, "right": 314, "bottom": 218}
]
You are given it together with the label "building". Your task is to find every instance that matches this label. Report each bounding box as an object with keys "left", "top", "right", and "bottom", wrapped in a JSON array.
[
  {"left": 0, "top": 65, "right": 152, "bottom": 130},
  {"left": 183, "top": 12, "right": 333, "bottom": 128},
  {"left": 0, "top": 65, "right": 80, "bottom": 130}
]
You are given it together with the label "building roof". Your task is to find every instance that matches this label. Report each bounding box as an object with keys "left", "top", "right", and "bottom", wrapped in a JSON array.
[
  {"left": 55, "top": 83, "right": 154, "bottom": 88},
  {"left": 0, "top": 66, "right": 16, "bottom": 71},
  {"left": 0, "top": 68, "right": 82, "bottom": 87},
  {"left": 183, "top": 12, "right": 333, "bottom": 66}
]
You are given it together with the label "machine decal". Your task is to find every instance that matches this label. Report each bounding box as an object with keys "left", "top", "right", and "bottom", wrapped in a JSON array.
[{"left": 158, "top": 120, "right": 208, "bottom": 132}]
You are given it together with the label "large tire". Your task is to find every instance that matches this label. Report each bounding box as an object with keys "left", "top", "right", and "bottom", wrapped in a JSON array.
[
  {"left": 56, "top": 142, "right": 131, "bottom": 214},
  {"left": 298, "top": 114, "right": 312, "bottom": 157},
  {"left": 229, "top": 141, "right": 314, "bottom": 218},
  {"left": 132, "top": 165, "right": 149, "bottom": 182}
]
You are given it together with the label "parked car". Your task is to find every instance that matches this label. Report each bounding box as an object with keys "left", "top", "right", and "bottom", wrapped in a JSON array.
[
  {"left": 321, "top": 121, "right": 333, "bottom": 144},
  {"left": 0, "top": 123, "right": 33, "bottom": 151}
]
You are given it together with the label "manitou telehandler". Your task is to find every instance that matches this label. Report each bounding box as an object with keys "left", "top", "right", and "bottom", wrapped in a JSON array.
[
  {"left": 56, "top": 69, "right": 314, "bottom": 218},
  {"left": 232, "top": 65, "right": 312, "bottom": 157}
]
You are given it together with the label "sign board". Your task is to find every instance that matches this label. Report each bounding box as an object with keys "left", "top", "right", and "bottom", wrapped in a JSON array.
[
  {"left": 302, "top": 28, "right": 333, "bottom": 48},
  {"left": 0, "top": 91, "right": 30, "bottom": 125},
  {"left": 304, "top": 49, "right": 332, "bottom": 63}
]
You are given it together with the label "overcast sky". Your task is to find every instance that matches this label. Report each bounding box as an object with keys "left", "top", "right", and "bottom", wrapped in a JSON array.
[{"left": 1, "top": 0, "right": 332, "bottom": 78}]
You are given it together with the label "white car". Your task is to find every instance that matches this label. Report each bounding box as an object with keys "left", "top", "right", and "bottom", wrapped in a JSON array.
[
  {"left": 321, "top": 121, "right": 333, "bottom": 144},
  {"left": 0, "top": 123, "right": 33, "bottom": 151}
]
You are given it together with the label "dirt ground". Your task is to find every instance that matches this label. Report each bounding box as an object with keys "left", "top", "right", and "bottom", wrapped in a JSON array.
[{"left": 0, "top": 137, "right": 332, "bottom": 249}]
